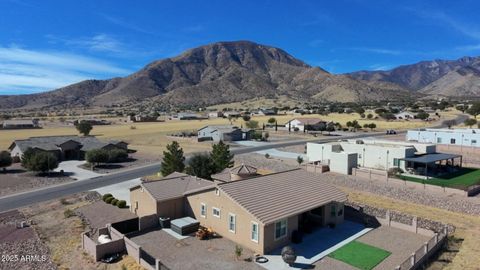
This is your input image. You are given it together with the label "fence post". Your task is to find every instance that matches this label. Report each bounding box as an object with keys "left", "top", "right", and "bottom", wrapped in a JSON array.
[
  {"left": 423, "top": 242, "right": 428, "bottom": 254},
  {"left": 434, "top": 233, "right": 439, "bottom": 244},
  {"left": 386, "top": 210, "right": 391, "bottom": 226},
  {"left": 443, "top": 226, "right": 448, "bottom": 235},
  {"left": 410, "top": 253, "right": 416, "bottom": 267},
  {"left": 412, "top": 216, "right": 418, "bottom": 233}
]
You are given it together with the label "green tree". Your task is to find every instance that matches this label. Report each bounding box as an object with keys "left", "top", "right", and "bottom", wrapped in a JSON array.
[
  {"left": 267, "top": 117, "right": 276, "bottom": 124},
  {"left": 76, "top": 120, "right": 93, "bottom": 136},
  {"left": 245, "top": 120, "right": 259, "bottom": 129},
  {"left": 296, "top": 156, "right": 304, "bottom": 166},
  {"left": 0, "top": 151, "right": 12, "bottom": 172},
  {"left": 23, "top": 151, "right": 58, "bottom": 173},
  {"left": 416, "top": 112, "right": 430, "bottom": 120},
  {"left": 464, "top": 118, "right": 477, "bottom": 128},
  {"left": 368, "top": 123, "right": 376, "bottom": 131},
  {"left": 467, "top": 103, "right": 480, "bottom": 118},
  {"left": 107, "top": 149, "right": 128, "bottom": 162},
  {"left": 242, "top": 115, "right": 251, "bottom": 122},
  {"left": 367, "top": 113, "right": 373, "bottom": 119},
  {"left": 210, "top": 141, "right": 234, "bottom": 172},
  {"left": 86, "top": 149, "right": 109, "bottom": 168},
  {"left": 160, "top": 141, "right": 185, "bottom": 176},
  {"left": 185, "top": 154, "right": 215, "bottom": 179}
]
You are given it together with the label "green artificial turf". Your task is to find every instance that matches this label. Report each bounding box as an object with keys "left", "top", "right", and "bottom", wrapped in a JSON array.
[
  {"left": 397, "top": 167, "right": 480, "bottom": 190},
  {"left": 328, "top": 241, "right": 391, "bottom": 270}
]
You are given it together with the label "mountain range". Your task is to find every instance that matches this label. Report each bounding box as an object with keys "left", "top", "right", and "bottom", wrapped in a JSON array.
[{"left": 0, "top": 41, "right": 479, "bottom": 111}]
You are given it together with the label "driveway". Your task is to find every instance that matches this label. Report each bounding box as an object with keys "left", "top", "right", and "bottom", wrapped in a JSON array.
[
  {"left": 54, "top": 160, "right": 102, "bottom": 180},
  {"left": 92, "top": 178, "right": 141, "bottom": 205}
]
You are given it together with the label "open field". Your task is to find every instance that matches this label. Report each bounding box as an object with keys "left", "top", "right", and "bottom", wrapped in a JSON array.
[
  {"left": 0, "top": 109, "right": 462, "bottom": 155},
  {"left": 343, "top": 188, "right": 480, "bottom": 270},
  {"left": 398, "top": 168, "right": 480, "bottom": 190},
  {"left": 328, "top": 241, "right": 391, "bottom": 270}
]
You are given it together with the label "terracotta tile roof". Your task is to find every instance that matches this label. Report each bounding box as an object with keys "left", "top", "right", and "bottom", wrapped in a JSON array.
[{"left": 218, "top": 169, "right": 347, "bottom": 225}]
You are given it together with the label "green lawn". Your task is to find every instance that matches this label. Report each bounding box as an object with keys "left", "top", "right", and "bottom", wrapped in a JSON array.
[
  {"left": 328, "top": 241, "right": 391, "bottom": 270},
  {"left": 397, "top": 167, "right": 480, "bottom": 190}
]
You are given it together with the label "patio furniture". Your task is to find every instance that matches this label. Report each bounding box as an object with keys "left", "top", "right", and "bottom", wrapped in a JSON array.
[
  {"left": 159, "top": 217, "right": 171, "bottom": 228},
  {"left": 281, "top": 246, "right": 297, "bottom": 266},
  {"left": 171, "top": 217, "right": 200, "bottom": 236}
]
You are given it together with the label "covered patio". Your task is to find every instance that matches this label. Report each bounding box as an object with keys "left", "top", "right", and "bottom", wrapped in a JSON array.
[{"left": 399, "top": 153, "right": 463, "bottom": 179}]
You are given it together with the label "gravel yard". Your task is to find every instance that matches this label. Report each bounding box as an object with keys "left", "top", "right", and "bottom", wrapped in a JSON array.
[
  {"left": 129, "top": 228, "right": 263, "bottom": 270},
  {"left": 0, "top": 164, "right": 73, "bottom": 197},
  {"left": 234, "top": 153, "right": 298, "bottom": 172},
  {"left": 0, "top": 210, "right": 57, "bottom": 270}
]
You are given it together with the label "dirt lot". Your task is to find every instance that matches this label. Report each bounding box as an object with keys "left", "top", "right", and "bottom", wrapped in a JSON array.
[
  {"left": 0, "top": 164, "right": 73, "bottom": 197},
  {"left": 76, "top": 201, "right": 136, "bottom": 232},
  {"left": 20, "top": 192, "right": 144, "bottom": 270}
]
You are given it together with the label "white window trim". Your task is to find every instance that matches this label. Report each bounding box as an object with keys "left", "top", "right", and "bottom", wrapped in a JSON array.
[
  {"left": 228, "top": 213, "right": 236, "bottom": 233},
  {"left": 274, "top": 219, "right": 288, "bottom": 241},
  {"left": 212, "top": 207, "right": 221, "bottom": 218},
  {"left": 200, "top": 203, "right": 207, "bottom": 218},
  {"left": 251, "top": 221, "right": 259, "bottom": 243}
]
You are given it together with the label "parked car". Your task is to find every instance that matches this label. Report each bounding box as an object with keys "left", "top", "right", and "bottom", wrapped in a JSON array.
[{"left": 386, "top": 130, "right": 397, "bottom": 135}]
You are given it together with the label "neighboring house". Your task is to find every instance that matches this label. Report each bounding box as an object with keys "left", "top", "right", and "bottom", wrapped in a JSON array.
[
  {"left": 252, "top": 109, "right": 276, "bottom": 116},
  {"left": 211, "top": 164, "right": 259, "bottom": 183},
  {"left": 307, "top": 139, "right": 461, "bottom": 175},
  {"left": 127, "top": 115, "right": 161, "bottom": 122},
  {"left": 407, "top": 128, "right": 480, "bottom": 148},
  {"left": 73, "top": 119, "right": 111, "bottom": 126},
  {"left": 8, "top": 135, "right": 128, "bottom": 161},
  {"left": 129, "top": 169, "right": 347, "bottom": 254},
  {"left": 1, "top": 119, "right": 40, "bottom": 129},
  {"left": 223, "top": 111, "right": 242, "bottom": 118},
  {"left": 197, "top": 125, "right": 253, "bottom": 142},
  {"left": 208, "top": 111, "right": 224, "bottom": 118},
  {"left": 285, "top": 118, "right": 326, "bottom": 131},
  {"left": 170, "top": 113, "right": 207, "bottom": 120},
  {"left": 394, "top": 111, "right": 416, "bottom": 120}
]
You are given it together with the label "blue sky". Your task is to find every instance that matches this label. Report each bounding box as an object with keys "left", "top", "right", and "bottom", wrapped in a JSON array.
[{"left": 1, "top": 0, "right": 480, "bottom": 95}]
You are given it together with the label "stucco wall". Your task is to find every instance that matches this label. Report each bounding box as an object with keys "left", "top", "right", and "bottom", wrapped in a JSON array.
[
  {"left": 185, "top": 189, "right": 266, "bottom": 254},
  {"left": 156, "top": 198, "right": 184, "bottom": 219},
  {"left": 130, "top": 186, "right": 157, "bottom": 217}
]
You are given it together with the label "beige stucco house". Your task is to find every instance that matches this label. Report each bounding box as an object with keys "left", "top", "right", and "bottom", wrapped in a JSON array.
[{"left": 130, "top": 168, "right": 347, "bottom": 254}]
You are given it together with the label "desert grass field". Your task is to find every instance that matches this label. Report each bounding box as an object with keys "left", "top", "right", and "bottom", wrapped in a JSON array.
[{"left": 0, "top": 110, "right": 462, "bottom": 155}]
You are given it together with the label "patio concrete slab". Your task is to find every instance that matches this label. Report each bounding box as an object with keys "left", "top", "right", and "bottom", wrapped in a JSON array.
[
  {"left": 233, "top": 141, "right": 307, "bottom": 160},
  {"left": 257, "top": 220, "right": 371, "bottom": 270},
  {"left": 92, "top": 177, "right": 141, "bottom": 205},
  {"left": 54, "top": 160, "right": 102, "bottom": 180}
]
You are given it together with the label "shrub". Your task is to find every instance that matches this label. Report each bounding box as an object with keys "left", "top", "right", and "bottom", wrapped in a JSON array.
[
  {"left": 64, "top": 209, "right": 75, "bottom": 218},
  {"left": 86, "top": 149, "right": 109, "bottom": 167},
  {"left": 21, "top": 149, "right": 59, "bottom": 173},
  {"left": 107, "top": 149, "right": 128, "bottom": 163},
  {"left": 0, "top": 151, "right": 13, "bottom": 172},
  {"left": 234, "top": 245, "right": 243, "bottom": 260},
  {"left": 102, "top": 193, "right": 113, "bottom": 201},
  {"left": 111, "top": 198, "right": 119, "bottom": 205},
  {"left": 105, "top": 196, "right": 114, "bottom": 204},
  {"left": 116, "top": 200, "right": 127, "bottom": 208}
]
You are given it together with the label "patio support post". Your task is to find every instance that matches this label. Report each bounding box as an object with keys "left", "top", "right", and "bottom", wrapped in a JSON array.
[
  {"left": 425, "top": 163, "right": 428, "bottom": 180},
  {"left": 460, "top": 156, "right": 463, "bottom": 168},
  {"left": 410, "top": 253, "right": 416, "bottom": 267}
]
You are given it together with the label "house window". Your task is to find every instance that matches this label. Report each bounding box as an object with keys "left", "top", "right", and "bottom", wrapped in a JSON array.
[
  {"left": 274, "top": 219, "right": 288, "bottom": 240},
  {"left": 212, "top": 207, "right": 221, "bottom": 218},
  {"left": 437, "top": 137, "right": 442, "bottom": 143},
  {"left": 200, "top": 203, "right": 206, "bottom": 217},
  {"left": 228, "top": 213, "right": 236, "bottom": 233},
  {"left": 450, "top": 138, "right": 456, "bottom": 144},
  {"left": 331, "top": 204, "right": 336, "bottom": 217},
  {"left": 393, "top": 158, "right": 400, "bottom": 166},
  {"left": 472, "top": 140, "right": 477, "bottom": 145},
  {"left": 251, "top": 222, "right": 259, "bottom": 243}
]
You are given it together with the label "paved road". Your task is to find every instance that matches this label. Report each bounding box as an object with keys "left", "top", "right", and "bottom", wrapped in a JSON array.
[
  {"left": 0, "top": 114, "right": 467, "bottom": 212},
  {"left": 0, "top": 132, "right": 384, "bottom": 212}
]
